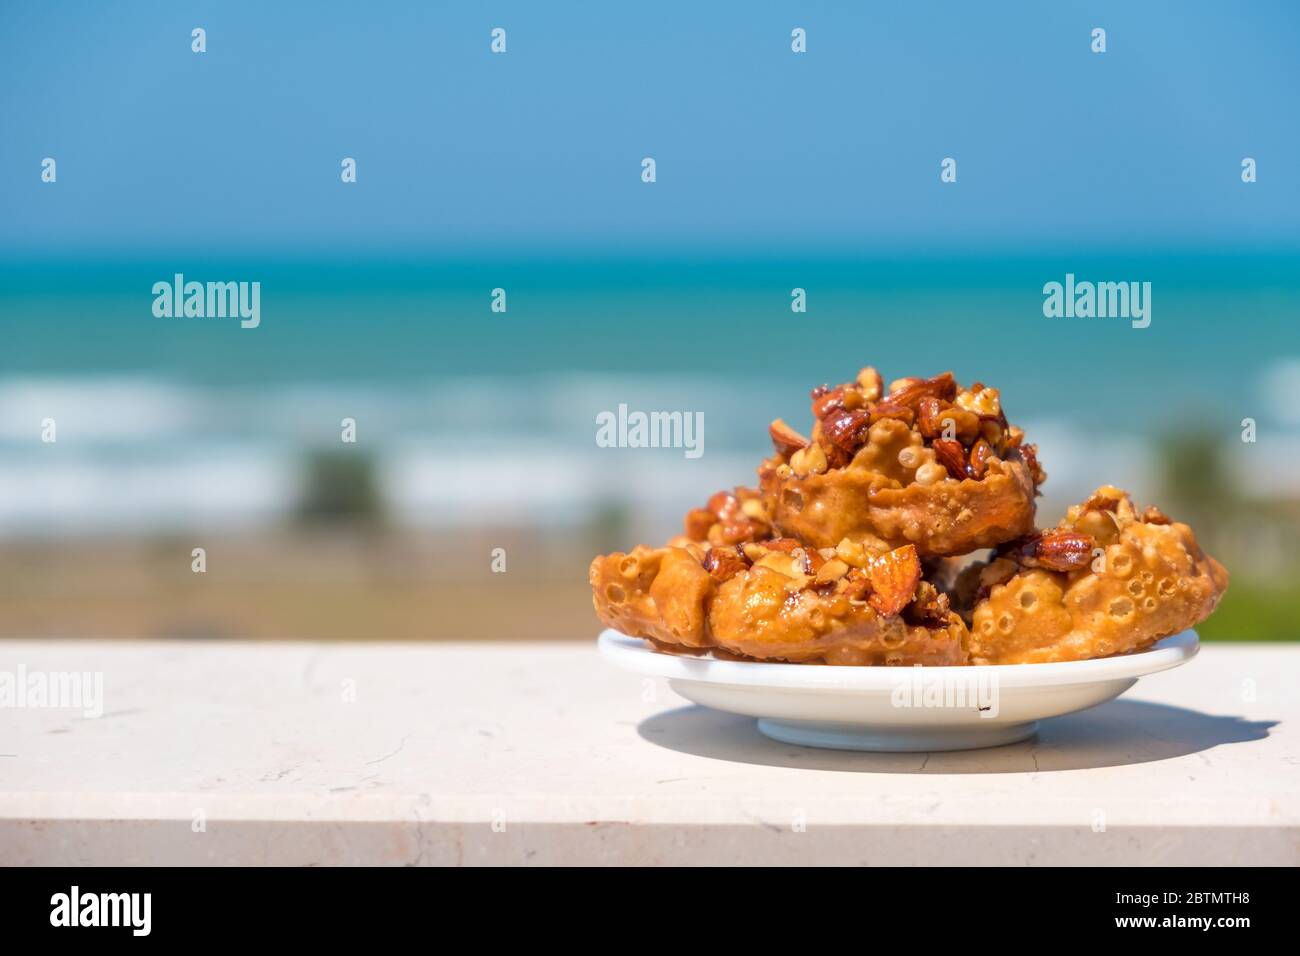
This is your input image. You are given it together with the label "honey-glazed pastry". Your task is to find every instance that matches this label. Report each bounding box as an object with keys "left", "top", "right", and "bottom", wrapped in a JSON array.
[
  {"left": 758, "top": 369, "right": 1043, "bottom": 556},
  {"left": 588, "top": 487, "right": 773, "bottom": 649},
  {"left": 706, "top": 540, "right": 968, "bottom": 665},
  {"left": 960, "top": 487, "right": 1228, "bottom": 664},
  {"left": 590, "top": 492, "right": 969, "bottom": 665},
  {"left": 590, "top": 544, "right": 715, "bottom": 648}
]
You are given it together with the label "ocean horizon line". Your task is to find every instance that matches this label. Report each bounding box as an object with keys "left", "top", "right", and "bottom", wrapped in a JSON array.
[{"left": 3, "top": 241, "right": 1300, "bottom": 269}]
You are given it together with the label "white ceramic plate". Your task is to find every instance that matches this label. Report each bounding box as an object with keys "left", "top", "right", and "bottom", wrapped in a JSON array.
[{"left": 599, "top": 628, "right": 1199, "bottom": 751}]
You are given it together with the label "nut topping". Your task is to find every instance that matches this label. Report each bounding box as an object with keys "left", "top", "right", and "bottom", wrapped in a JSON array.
[
  {"left": 781, "top": 368, "right": 1029, "bottom": 489},
  {"left": 1143, "top": 505, "right": 1172, "bottom": 525},
  {"left": 931, "top": 438, "right": 968, "bottom": 480},
  {"left": 883, "top": 371, "right": 958, "bottom": 410},
  {"left": 1020, "top": 443, "right": 1045, "bottom": 486},
  {"left": 1018, "top": 530, "right": 1095, "bottom": 572},
  {"left": 820, "top": 407, "right": 871, "bottom": 454},
  {"left": 968, "top": 438, "right": 993, "bottom": 480},
  {"left": 811, "top": 386, "right": 846, "bottom": 419},
  {"left": 905, "top": 580, "right": 951, "bottom": 627},
  {"left": 790, "top": 441, "right": 829, "bottom": 477},
  {"left": 690, "top": 489, "right": 770, "bottom": 544},
  {"left": 814, "top": 558, "right": 850, "bottom": 584},
  {"left": 768, "top": 418, "right": 809, "bottom": 458},
  {"left": 683, "top": 507, "right": 716, "bottom": 541},
  {"left": 706, "top": 491, "right": 740, "bottom": 520},
  {"left": 916, "top": 397, "right": 980, "bottom": 442},
  {"left": 715, "top": 520, "right": 762, "bottom": 545},
  {"left": 702, "top": 546, "right": 750, "bottom": 582},
  {"left": 866, "top": 544, "right": 921, "bottom": 617},
  {"left": 867, "top": 401, "right": 916, "bottom": 427},
  {"left": 955, "top": 385, "right": 1001, "bottom": 418},
  {"left": 1082, "top": 491, "right": 1121, "bottom": 513},
  {"left": 840, "top": 568, "right": 873, "bottom": 603},
  {"left": 856, "top": 366, "right": 883, "bottom": 402}
]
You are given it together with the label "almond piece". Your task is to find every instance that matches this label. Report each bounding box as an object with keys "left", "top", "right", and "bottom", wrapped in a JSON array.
[
  {"left": 917, "top": 397, "right": 980, "bottom": 441},
  {"left": 703, "top": 545, "right": 749, "bottom": 582},
  {"left": 1020, "top": 530, "right": 1095, "bottom": 572},
  {"left": 916, "top": 397, "right": 946, "bottom": 438},
  {"left": 821, "top": 407, "right": 871, "bottom": 455},
  {"left": 931, "top": 438, "right": 968, "bottom": 480},
  {"left": 768, "top": 418, "right": 810, "bottom": 458},
  {"left": 881, "top": 372, "right": 957, "bottom": 410},
  {"left": 968, "top": 438, "right": 993, "bottom": 480},
  {"left": 811, "top": 385, "right": 847, "bottom": 420},
  {"left": 866, "top": 544, "right": 921, "bottom": 617}
]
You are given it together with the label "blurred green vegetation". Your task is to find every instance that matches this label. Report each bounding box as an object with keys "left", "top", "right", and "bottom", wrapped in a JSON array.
[
  {"left": 1198, "top": 582, "right": 1299, "bottom": 642},
  {"left": 1158, "top": 432, "right": 1233, "bottom": 536},
  {"left": 586, "top": 499, "right": 633, "bottom": 558},
  {"left": 294, "top": 450, "right": 384, "bottom": 526},
  {"left": 1156, "top": 429, "right": 1298, "bottom": 641}
]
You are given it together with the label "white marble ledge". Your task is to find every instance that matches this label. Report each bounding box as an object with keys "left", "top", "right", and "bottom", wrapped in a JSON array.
[{"left": 0, "top": 639, "right": 1297, "bottom": 866}]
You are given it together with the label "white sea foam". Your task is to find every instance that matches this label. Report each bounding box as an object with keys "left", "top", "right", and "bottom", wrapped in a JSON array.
[
  {"left": 0, "top": 448, "right": 297, "bottom": 535},
  {"left": 0, "top": 372, "right": 770, "bottom": 535},
  {"left": 0, "top": 377, "right": 200, "bottom": 441},
  {"left": 1018, "top": 419, "right": 1160, "bottom": 517},
  {"left": 0, "top": 375, "right": 1292, "bottom": 536}
]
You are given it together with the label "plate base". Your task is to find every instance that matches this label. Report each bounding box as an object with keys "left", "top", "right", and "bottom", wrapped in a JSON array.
[{"left": 756, "top": 717, "right": 1039, "bottom": 752}]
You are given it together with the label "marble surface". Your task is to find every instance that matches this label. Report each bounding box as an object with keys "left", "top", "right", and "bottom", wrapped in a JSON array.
[{"left": 0, "top": 639, "right": 1296, "bottom": 865}]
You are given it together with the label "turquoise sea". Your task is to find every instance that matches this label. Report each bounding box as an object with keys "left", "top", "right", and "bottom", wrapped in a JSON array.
[
  {"left": 4, "top": 249, "right": 1296, "bottom": 402},
  {"left": 1, "top": 249, "right": 1297, "bottom": 539}
]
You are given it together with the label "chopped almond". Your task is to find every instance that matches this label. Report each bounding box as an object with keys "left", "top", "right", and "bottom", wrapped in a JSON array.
[
  {"left": 1020, "top": 531, "right": 1095, "bottom": 572},
  {"left": 867, "top": 544, "right": 921, "bottom": 617},
  {"left": 768, "top": 418, "right": 810, "bottom": 458}
]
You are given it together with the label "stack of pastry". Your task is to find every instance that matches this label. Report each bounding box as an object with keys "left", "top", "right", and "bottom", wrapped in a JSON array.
[{"left": 590, "top": 367, "right": 1228, "bottom": 665}]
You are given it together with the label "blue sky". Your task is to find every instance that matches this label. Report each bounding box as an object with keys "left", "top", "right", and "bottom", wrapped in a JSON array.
[{"left": 2, "top": 0, "right": 1298, "bottom": 253}]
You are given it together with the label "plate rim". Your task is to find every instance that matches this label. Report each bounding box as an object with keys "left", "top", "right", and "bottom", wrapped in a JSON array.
[{"left": 597, "top": 628, "right": 1199, "bottom": 690}]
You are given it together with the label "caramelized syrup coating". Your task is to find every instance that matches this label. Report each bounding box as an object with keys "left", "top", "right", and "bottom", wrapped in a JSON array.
[
  {"left": 759, "top": 370, "right": 1041, "bottom": 555},
  {"left": 963, "top": 487, "right": 1228, "bottom": 664},
  {"left": 589, "top": 503, "right": 968, "bottom": 665}
]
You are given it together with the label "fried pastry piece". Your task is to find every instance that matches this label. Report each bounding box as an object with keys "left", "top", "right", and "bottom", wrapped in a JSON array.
[
  {"left": 961, "top": 487, "right": 1228, "bottom": 664},
  {"left": 590, "top": 495, "right": 969, "bottom": 665},
  {"left": 759, "top": 369, "right": 1043, "bottom": 556},
  {"left": 590, "top": 487, "right": 771, "bottom": 649},
  {"left": 590, "top": 544, "right": 715, "bottom": 647},
  {"left": 707, "top": 556, "right": 968, "bottom": 665}
]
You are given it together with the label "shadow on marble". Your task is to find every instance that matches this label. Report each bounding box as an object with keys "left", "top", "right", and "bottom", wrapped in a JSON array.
[{"left": 636, "top": 700, "right": 1277, "bottom": 773}]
